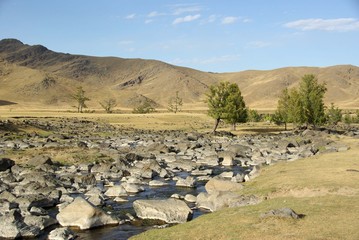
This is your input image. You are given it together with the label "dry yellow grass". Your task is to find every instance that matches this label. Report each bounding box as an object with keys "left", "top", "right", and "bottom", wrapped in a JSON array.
[{"left": 131, "top": 136, "right": 359, "bottom": 240}]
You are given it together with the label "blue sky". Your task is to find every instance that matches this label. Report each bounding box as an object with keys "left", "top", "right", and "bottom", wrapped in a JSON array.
[{"left": 0, "top": 0, "right": 358, "bottom": 72}]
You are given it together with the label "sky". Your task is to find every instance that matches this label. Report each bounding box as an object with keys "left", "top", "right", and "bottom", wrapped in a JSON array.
[{"left": 0, "top": 0, "right": 358, "bottom": 72}]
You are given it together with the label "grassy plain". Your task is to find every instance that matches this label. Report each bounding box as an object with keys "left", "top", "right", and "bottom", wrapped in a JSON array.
[{"left": 131, "top": 137, "right": 359, "bottom": 240}]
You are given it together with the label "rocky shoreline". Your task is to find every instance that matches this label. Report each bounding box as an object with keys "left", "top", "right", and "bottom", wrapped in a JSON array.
[{"left": 0, "top": 118, "right": 356, "bottom": 239}]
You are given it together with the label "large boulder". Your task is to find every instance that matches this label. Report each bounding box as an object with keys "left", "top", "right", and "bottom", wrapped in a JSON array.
[
  {"left": 56, "top": 197, "right": 119, "bottom": 230},
  {"left": 196, "top": 192, "right": 260, "bottom": 212},
  {"left": 133, "top": 199, "right": 192, "bottom": 223},
  {"left": 205, "top": 178, "right": 243, "bottom": 194}
]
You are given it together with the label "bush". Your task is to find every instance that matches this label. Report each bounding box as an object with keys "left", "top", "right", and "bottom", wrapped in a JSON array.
[{"left": 133, "top": 100, "right": 155, "bottom": 114}]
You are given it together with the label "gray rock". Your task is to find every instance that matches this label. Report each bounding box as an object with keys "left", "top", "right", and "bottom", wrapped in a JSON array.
[
  {"left": 260, "top": 207, "right": 300, "bottom": 219},
  {"left": 104, "top": 185, "right": 128, "bottom": 197},
  {"left": 0, "top": 209, "right": 40, "bottom": 238},
  {"left": 133, "top": 198, "right": 192, "bottom": 223},
  {"left": 56, "top": 197, "right": 119, "bottom": 230},
  {"left": 48, "top": 227, "right": 76, "bottom": 240},
  {"left": 149, "top": 180, "right": 169, "bottom": 187},
  {"left": 27, "top": 155, "right": 53, "bottom": 167},
  {"left": 205, "top": 178, "right": 243, "bottom": 194},
  {"left": 176, "top": 176, "right": 196, "bottom": 188},
  {"left": 184, "top": 194, "right": 197, "bottom": 203},
  {"left": 196, "top": 192, "right": 260, "bottom": 212}
]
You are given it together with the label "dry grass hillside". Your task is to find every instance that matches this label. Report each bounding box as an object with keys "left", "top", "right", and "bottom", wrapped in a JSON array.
[{"left": 0, "top": 38, "right": 358, "bottom": 110}]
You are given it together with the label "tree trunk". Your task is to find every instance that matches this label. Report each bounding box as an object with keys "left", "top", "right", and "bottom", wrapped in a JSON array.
[
  {"left": 232, "top": 123, "right": 236, "bottom": 131},
  {"left": 284, "top": 122, "right": 287, "bottom": 131},
  {"left": 212, "top": 118, "right": 220, "bottom": 133}
]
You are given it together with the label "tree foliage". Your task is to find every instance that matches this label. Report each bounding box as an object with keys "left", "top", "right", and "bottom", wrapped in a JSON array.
[
  {"left": 299, "top": 74, "right": 327, "bottom": 127},
  {"left": 100, "top": 98, "right": 117, "bottom": 113},
  {"left": 326, "top": 103, "right": 342, "bottom": 125},
  {"left": 274, "top": 74, "right": 327, "bottom": 129},
  {"left": 72, "top": 86, "right": 90, "bottom": 113},
  {"left": 206, "top": 81, "right": 247, "bottom": 132},
  {"left": 168, "top": 91, "right": 183, "bottom": 114},
  {"left": 247, "top": 109, "right": 261, "bottom": 123},
  {"left": 223, "top": 84, "right": 247, "bottom": 130}
]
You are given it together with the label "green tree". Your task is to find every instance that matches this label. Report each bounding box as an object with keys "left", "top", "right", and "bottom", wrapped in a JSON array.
[
  {"left": 168, "top": 91, "right": 183, "bottom": 113},
  {"left": 206, "top": 81, "right": 247, "bottom": 133},
  {"left": 274, "top": 88, "right": 291, "bottom": 130},
  {"left": 248, "top": 109, "right": 261, "bottom": 122},
  {"left": 326, "top": 103, "right": 342, "bottom": 126},
  {"left": 298, "top": 74, "right": 327, "bottom": 128},
  {"left": 223, "top": 84, "right": 247, "bottom": 130},
  {"left": 72, "top": 86, "right": 90, "bottom": 113},
  {"left": 100, "top": 98, "right": 117, "bottom": 113}
]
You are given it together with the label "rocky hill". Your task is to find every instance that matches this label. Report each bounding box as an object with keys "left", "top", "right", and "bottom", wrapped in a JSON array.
[{"left": 0, "top": 38, "right": 358, "bottom": 110}]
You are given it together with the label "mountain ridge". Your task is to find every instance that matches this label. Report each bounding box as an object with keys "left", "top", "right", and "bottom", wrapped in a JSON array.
[{"left": 0, "top": 38, "right": 358, "bottom": 110}]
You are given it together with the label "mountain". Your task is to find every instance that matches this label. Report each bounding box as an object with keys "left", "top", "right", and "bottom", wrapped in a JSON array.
[{"left": 0, "top": 38, "right": 358, "bottom": 110}]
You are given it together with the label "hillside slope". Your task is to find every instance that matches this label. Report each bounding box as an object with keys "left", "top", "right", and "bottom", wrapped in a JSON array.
[{"left": 0, "top": 39, "right": 358, "bottom": 109}]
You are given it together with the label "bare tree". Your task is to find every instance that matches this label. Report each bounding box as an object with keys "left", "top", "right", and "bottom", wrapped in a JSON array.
[
  {"left": 168, "top": 91, "right": 183, "bottom": 114},
  {"left": 100, "top": 98, "right": 117, "bottom": 113}
]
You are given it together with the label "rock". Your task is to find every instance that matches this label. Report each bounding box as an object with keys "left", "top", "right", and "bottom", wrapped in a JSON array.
[
  {"left": 149, "top": 180, "right": 169, "bottom": 187},
  {"left": 104, "top": 185, "right": 128, "bottom": 197},
  {"left": 260, "top": 208, "right": 301, "bottom": 219},
  {"left": 176, "top": 176, "right": 196, "bottom": 188},
  {"left": 196, "top": 192, "right": 260, "bottom": 212},
  {"left": 184, "top": 194, "right": 197, "bottom": 203},
  {"left": 0, "top": 209, "right": 40, "bottom": 238},
  {"left": 133, "top": 198, "right": 192, "bottom": 223},
  {"left": 48, "top": 227, "right": 76, "bottom": 240},
  {"left": 227, "top": 144, "right": 252, "bottom": 157},
  {"left": 27, "top": 155, "right": 53, "bottom": 167},
  {"left": 205, "top": 178, "right": 243, "bottom": 194},
  {"left": 122, "top": 182, "right": 145, "bottom": 193},
  {"left": 56, "top": 197, "right": 119, "bottom": 230},
  {"left": 15, "top": 194, "right": 59, "bottom": 211},
  {"left": 23, "top": 215, "right": 58, "bottom": 231},
  {"left": 219, "top": 151, "right": 235, "bottom": 166},
  {"left": 0, "top": 158, "right": 15, "bottom": 171}
]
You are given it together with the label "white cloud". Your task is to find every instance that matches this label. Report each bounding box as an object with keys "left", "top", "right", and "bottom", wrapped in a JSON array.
[
  {"left": 145, "top": 19, "right": 153, "bottom": 24},
  {"left": 221, "top": 16, "right": 238, "bottom": 25},
  {"left": 173, "top": 14, "right": 201, "bottom": 25},
  {"left": 125, "top": 14, "right": 136, "bottom": 19},
  {"left": 284, "top": 18, "right": 359, "bottom": 31}
]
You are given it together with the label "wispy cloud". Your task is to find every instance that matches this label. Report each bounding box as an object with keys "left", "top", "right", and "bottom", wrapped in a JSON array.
[
  {"left": 145, "top": 19, "right": 153, "bottom": 24},
  {"left": 221, "top": 16, "right": 239, "bottom": 25},
  {"left": 284, "top": 18, "right": 359, "bottom": 31},
  {"left": 147, "top": 11, "right": 166, "bottom": 18},
  {"left": 173, "top": 14, "right": 201, "bottom": 25},
  {"left": 118, "top": 40, "right": 133, "bottom": 45},
  {"left": 170, "top": 3, "right": 202, "bottom": 15},
  {"left": 247, "top": 41, "right": 271, "bottom": 48},
  {"left": 125, "top": 14, "right": 136, "bottom": 20}
]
